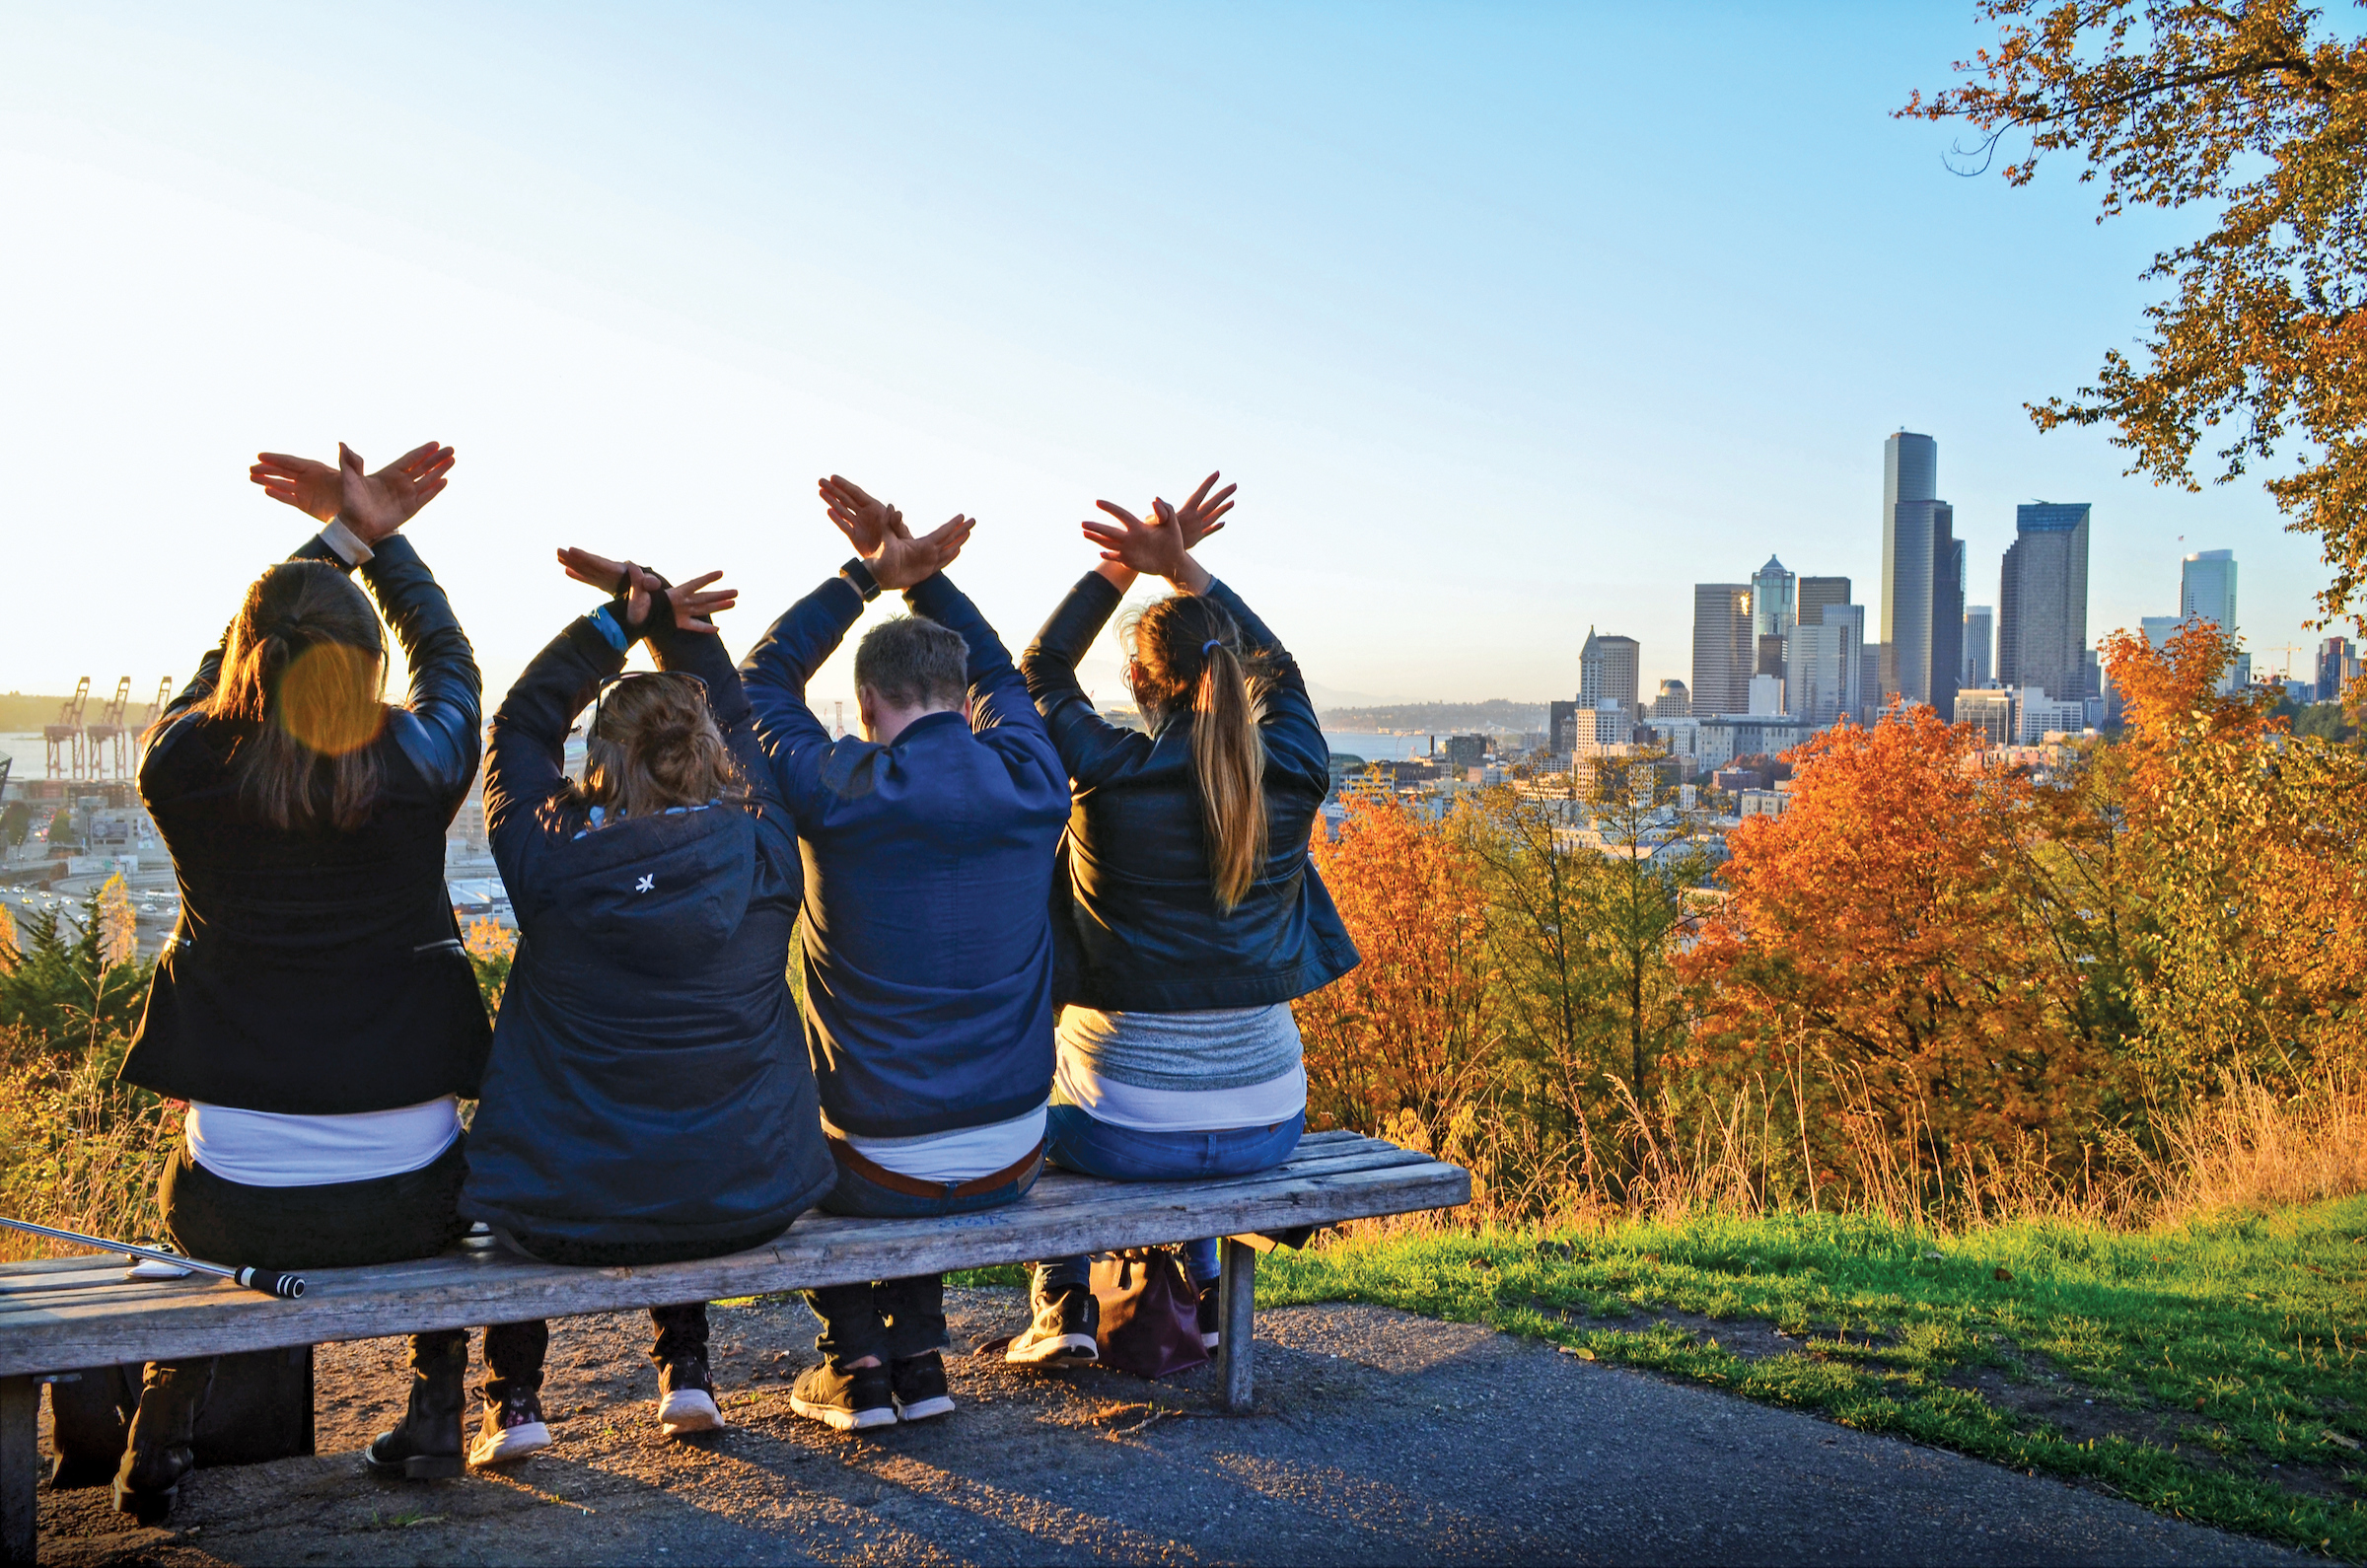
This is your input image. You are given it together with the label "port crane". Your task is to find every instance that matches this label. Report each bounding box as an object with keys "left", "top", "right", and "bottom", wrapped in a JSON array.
[
  {"left": 43, "top": 678, "right": 90, "bottom": 780},
  {"left": 85, "top": 677, "right": 134, "bottom": 781}
]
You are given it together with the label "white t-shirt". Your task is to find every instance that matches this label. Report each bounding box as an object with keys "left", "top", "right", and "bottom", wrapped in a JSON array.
[
  {"left": 825, "top": 1102, "right": 1048, "bottom": 1182},
  {"left": 184, "top": 1097, "right": 462, "bottom": 1188}
]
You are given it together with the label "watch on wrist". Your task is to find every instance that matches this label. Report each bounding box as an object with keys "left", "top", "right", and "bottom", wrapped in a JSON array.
[{"left": 841, "top": 557, "right": 883, "bottom": 602}]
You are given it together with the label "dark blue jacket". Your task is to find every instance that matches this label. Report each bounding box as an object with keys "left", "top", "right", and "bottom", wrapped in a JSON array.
[
  {"left": 124, "top": 533, "right": 490, "bottom": 1114},
  {"left": 1022, "top": 572, "right": 1359, "bottom": 1012},
  {"left": 460, "top": 607, "right": 835, "bottom": 1256},
  {"left": 742, "top": 572, "right": 1071, "bottom": 1140}
]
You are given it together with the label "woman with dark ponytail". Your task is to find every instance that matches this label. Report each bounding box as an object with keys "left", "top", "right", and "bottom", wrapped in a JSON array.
[
  {"left": 113, "top": 442, "right": 515, "bottom": 1519},
  {"left": 1009, "top": 473, "right": 1359, "bottom": 1367}
]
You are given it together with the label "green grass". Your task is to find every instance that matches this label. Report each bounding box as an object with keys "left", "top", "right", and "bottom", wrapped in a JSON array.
[{"left": 1260, "top": 1198, "right": 2367, "bottom": 1560}]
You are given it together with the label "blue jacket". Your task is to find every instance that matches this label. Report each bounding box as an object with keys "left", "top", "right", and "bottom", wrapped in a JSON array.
[
  {"left": 1022, "top": 572, "right": 1359, "bottom": 1012},
  {"left": 742, "top": 572, "right": 1071, "bottom": 1140},
  {"left": 460, "top": 606, "right": 835, "bottom": 1256}
]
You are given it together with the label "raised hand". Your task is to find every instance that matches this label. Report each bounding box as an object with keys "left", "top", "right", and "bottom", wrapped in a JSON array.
[
  {"left": 1155, "top": 471, "right": 1236, "bottom": 548},
  {"left": 251, "top": 442, "right": 453, "bottom": 525},
  {"left": 1081, "top": 499, "right": 1210, "bottom": 593},
  {"left": 335, "top": 442, "right": 457, "bottom": 542},
  {"left": 869, "top": 514, "right": 974, "bottom": 592},
  {"left": 555, "top": 547, "right": 738, "bottom": 634},
  {"left": 819, "top": 475, "right": 907, "bottom": 555}
]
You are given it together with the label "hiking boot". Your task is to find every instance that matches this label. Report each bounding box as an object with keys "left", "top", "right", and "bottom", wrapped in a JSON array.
[
  {"left": 657, "top": 1353, "right": 725, "bottom": 1438},
  {"left": 112, "top": 1359, "right": 214, "bottom": 1525},
  {"left": 788, "top": 1360, "right": 896, "bottom": 1432},
  {"left": 1197, "top": 1279, "right": 1222, "bottom": 1351},
  {"left": 1005, "top": 1283, "right": 1099, "bottom": 1368},
  {"left": 890, "top": 1352, "right": 955, "bottom": 1422},
  {"left": 365, "top": 1338, "right": 467, "bottom": 1480},
  {"left": 466, "top": 1385, "right": 551, "bottom": 1467}
]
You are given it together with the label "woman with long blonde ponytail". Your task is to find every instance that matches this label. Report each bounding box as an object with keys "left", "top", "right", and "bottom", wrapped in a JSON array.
[{"left": 1007, "top": 472, "right": 1360, "bottom": 1370}]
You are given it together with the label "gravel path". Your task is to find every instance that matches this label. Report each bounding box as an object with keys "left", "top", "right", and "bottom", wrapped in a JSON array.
[{"left": 35, "top": 1287, "right": 2305, "bottom": 1566}]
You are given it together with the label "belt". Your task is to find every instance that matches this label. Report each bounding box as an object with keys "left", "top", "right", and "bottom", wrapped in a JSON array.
[{"left": 826, "top": 1135, "right": 1044, "bottom": 1200}]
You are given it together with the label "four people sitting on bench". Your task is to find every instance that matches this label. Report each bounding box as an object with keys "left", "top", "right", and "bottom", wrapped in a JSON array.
[{"left": 108, "top": 450, "right": 1351, "bottom": 1518}]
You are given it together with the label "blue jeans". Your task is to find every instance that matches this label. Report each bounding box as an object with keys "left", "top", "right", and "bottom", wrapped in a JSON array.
[
  {"left": 1037, "top": 1106, "right": 1306, "bottom": 1292},
  {"left": 807, "top": 1148, "right": 1041, "bottom": 1367}
]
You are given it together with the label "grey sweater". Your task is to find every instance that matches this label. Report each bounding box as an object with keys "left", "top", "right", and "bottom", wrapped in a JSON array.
[{"left": 1054, "top": 1003, "right": 1302, "bottom": 1094}]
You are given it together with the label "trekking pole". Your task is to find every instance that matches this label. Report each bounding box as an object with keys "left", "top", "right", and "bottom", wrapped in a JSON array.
[{"left": 0, "top": 1216, "right": 305, "bottom": 1299}]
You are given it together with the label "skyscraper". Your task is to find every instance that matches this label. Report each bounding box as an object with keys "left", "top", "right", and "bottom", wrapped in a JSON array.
[
  {"left": 1691, "top": 584, "right": 1753, "bottom": 718},
  {"left": 1798, "top": 575, "right": 1851, "bottom": 630},
  {"left": 2182, "top": 549, "right": 2241, "bottom": 694},
  {"left": 1963, "top": 605, "right": 1994, "bottom": 688},
  {"left": 1997, "top": 502, "right": 2091, "bottom": 703},
  {"left": 1880, "top": 431, "right": 1958, "bottom": 715},
  {"left": 1786, "top": 604, "right": 1862, "bottom": 728},
  {"left": 2319, "top": 637, "right": 2359, "bottom": 703},
  {"left": 1651, "top": 678, "right": 1691, "bottom": 719},
  {"left": 1579, "top": 627, "right": 1641, "bottom": 726}
]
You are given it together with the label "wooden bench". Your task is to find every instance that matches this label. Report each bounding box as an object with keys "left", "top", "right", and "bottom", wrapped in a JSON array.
[{"left": 0, "top": 1130, "right": 1468, "bottom": 1563}]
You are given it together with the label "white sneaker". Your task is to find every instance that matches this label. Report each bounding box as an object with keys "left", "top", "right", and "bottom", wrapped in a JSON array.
[
  {"left": 658, "top": 1387, "right": 724, "bottom": 1438},
  {"left": 467, "top": 1390, "right": 551, "bottom": 1467}
]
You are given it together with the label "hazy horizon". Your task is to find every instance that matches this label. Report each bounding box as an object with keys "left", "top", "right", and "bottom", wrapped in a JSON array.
[{"left": 1, "top": 5, "right": 2344, "bottom": 715}]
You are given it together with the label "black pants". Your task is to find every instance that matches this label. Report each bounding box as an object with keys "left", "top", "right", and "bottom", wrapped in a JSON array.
[
  {"left": 488, "top": 1224, "right": 794, "bottom": 1387},
  {"left": 157, "top": 1141, "right": 548, "bottom": 1397}
]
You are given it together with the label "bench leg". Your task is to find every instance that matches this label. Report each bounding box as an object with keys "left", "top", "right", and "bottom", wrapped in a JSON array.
[
  {"left": 1217, "top": 1237, "right": 1255, "bottom": 1412},
  {"left": 1, "top": 1374, "right": 36, "bottom": 1567}
]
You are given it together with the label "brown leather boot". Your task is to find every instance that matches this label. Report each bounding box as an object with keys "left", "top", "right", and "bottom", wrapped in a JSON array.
[
  {"left": 364, "top": 1332, "right": 466, "bottom": 1479},
  {"left": 112, "top": 1358, "right": 216, "bottom": 1524}
]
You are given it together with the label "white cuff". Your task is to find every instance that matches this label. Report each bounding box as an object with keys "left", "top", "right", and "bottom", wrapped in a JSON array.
[{"left": 320, "top": 518, "right": 375, "bottom": 567}]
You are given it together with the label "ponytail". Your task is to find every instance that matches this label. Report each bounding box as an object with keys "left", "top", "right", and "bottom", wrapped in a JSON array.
[{"left": 1125, "top": 596, "right": 1269, "bottom": 912}]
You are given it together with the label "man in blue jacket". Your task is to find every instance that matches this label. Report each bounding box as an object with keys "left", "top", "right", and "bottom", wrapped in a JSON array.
[{"left": 742, "top": 477, "right": 1071, "bottom": 1431}]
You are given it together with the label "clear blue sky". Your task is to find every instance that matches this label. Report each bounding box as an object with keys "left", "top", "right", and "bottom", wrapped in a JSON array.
[{"left": 0, "top": 3, "right": 2335, "bottom": 711}]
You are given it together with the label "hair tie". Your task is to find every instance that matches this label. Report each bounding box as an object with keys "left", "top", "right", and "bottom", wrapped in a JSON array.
[{"left": 1201, "top": 638, "right": 1223, "bottom": 656}]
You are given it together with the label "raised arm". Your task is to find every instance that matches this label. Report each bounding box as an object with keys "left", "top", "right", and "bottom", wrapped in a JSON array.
[
  {"left": 1021, "top": 571, "right": 1147, "bottom": 784},
  {"left": 483, "top": 615, "right": 621, "bottom": 887},
  {"left": 554, "top": 547, "right": 763, "bottom": 792},
  {"left": 903, "top": 573, "right": 1042, "bottom": 737},
  {"left": 740, "top": 577, "right": 863, "bottom": 821}
]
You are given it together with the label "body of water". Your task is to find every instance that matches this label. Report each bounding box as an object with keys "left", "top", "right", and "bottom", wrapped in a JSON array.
[{"left": 1321, "top": 731, "right": 1439, "bottom": 762}]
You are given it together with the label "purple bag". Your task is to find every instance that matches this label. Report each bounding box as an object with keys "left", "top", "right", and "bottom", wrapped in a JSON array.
[{"left": 1090, "top": 1247, "right": 1210, "bottom": 1380}]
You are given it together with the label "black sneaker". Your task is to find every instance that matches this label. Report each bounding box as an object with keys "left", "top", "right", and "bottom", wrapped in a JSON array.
[
  {"left": 890, "top": 1352, "right": 955, "bottom": 1422},
  {"left": 466, "top": 1386, "right": 550, "bottom": 1468},
  {"left": 657, "top": 1354, "right": 724, "bottom": 1438},
  {"left": 1197, "top": 1279, "right": 1222, "bottom": 1351},
  {"left": 1005, "top": 1283, "right": 1099, "bottom": 1367},
  {"left": 789, "top": 1361, "right": 896, "bottom": 1432}
]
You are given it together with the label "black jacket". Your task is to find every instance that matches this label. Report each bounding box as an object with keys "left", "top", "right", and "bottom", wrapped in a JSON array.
[
  {"left": 121, "top": 534, "right": 491, "bottom": 1114},
  {"left": 1021, "top": 572, "right": 1360, "bottom": 1012},
  {"left": 741, "top": 572, "right": 1071, "bottom": 1139},
  {"left": 459, "top": 606, "right": 835, "bottom": 1256}
]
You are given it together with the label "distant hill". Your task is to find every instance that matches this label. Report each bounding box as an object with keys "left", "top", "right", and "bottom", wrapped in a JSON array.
[
  {"left": 1321, "top": 699, "right": 1551, "bottom": 733},
  {"left": 0, "top": 694, "right": 76, "bottom": 732}
]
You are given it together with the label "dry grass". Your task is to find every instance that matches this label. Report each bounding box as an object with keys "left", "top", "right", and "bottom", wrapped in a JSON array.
[{"left": 0, "top": 1032, "right": 180, "bottom": 1262}]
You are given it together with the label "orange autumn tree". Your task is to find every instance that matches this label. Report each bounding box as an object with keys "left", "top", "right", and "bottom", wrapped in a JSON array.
[
  {"left": 1677, "top": 710, "right": 2107, "bottom": 1213},
  {"left": 1293, "top": 786, "right": 1498, "bottom": 1158},
  {"left": 2105, "top": 621, "right": 2367, "bottom": 1099}
]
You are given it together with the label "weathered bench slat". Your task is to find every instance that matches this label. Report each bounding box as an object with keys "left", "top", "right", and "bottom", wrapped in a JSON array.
[
  {"left": 0, "top": 1141, "right": 1466, "bottom": 1376},
  {"left": 0, "top": 1140, "right": 1442, "bottom": 1319}
]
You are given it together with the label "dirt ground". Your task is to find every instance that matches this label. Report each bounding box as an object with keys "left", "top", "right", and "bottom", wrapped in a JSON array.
[{"left": 34, "top": 1288, "right": 2308, "bottom": 1566}]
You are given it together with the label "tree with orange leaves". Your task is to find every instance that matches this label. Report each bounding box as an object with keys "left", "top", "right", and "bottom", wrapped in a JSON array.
[
  {"left": 1293, "top": 786, "right": 1499, "bottom": 1156},
  {"left": 1677, "top": 710, "right": 2108, "bottom": 1209}
]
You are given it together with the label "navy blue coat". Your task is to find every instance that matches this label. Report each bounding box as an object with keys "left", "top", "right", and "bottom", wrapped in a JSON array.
[
  {"left": 460, "top": 609, "right": 834, "bottom": 1257},
  {"left": 742, "top": 572, "right": 1071, "bottom": 1141},
  {"left": 1022, "top": 573, "right": 1359, "bottom": 1012}
]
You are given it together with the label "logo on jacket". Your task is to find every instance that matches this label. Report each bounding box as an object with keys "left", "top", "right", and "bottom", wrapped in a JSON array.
[{"left": 635, "top": 874, "right": 655, "bottom": 893}]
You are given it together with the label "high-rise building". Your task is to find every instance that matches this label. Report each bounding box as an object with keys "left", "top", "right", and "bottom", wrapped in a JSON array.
[
  {"left": 1997, "top": 502, "right": 2091, "bottom": 706},
  {"left": 1579, "top": 627, "right": 1641, "bottom": 726},
  {"left": 2319, "top": 637, "right": 2360, "bottom": 703},
  {"left": 1752, "top": 556, "right": 1796, "bottom": 642},
  {"left": 2141, "top": 613, "right": 2183, "bottom": 648},
  {"left": 2181, "top": 548, "right": 2240, "bottom": 693},
  {"left": 1786, "top": 606, "right": 1861, "bottom": 729},
  {"left": 1963, "top": 605, "right": 1994, "bottom": 687},
  {"left": 1691, "top": 584, "right": 1753, "bottom": 717},
  {"left": 1547, "top": 699, "right": 1581, "bottom": 755},
  {"left": 1798, "top": 576, "right": 1851, "bottom": 631},
  {"left": 1651, "top": 678, "right": 1691, "bottom": 719},
  {"left": 1880, "top": 431, "right": 1959, "bottom": 716},
  {"left": 1957, "top": 687, "right": 2014, "bottom": 747},
  {"left": 1748, "top": 673, "right": 1784, "bottom": 716}
]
